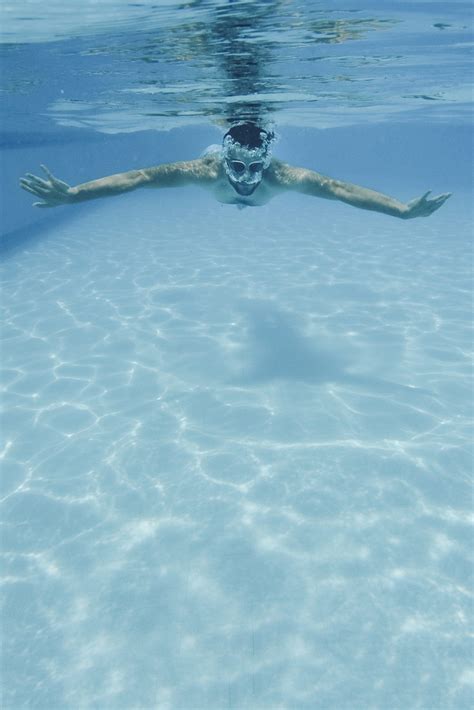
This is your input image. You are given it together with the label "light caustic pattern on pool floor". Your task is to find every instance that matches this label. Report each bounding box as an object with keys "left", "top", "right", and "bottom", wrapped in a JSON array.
[{"left": 1, "top": 192, "right": 472, "bottom": 709}]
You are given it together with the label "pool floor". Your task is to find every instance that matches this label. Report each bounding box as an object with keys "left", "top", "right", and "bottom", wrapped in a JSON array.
[{"left": 1, "top": 190, "right": 472, "bottom": 708}]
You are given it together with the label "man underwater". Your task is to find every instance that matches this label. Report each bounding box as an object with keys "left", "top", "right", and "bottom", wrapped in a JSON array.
[{"left": 20, "top": 122, "right": 451, "bottom": 218}]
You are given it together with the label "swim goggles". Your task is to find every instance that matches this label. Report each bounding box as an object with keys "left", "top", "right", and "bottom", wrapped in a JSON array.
[{"left": 226, "top": 159, "right": 265, "bottom": 175}]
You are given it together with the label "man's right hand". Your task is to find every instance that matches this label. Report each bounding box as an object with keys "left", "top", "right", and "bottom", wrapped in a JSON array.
[{"left": 20, "top": 165, "right": 74, "bottom": 208}]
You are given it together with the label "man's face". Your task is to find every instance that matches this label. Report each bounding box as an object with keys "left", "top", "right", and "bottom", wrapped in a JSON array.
[{"left": 223, "top": 144, "right": 269, "bottom": 196}]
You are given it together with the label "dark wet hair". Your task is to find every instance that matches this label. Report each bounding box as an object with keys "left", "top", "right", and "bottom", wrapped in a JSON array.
[{"left": 223, "top": 122, "right": 275, "bottom": 150}]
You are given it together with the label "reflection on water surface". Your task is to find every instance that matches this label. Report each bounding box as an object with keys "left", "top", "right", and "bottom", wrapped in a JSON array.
[{"left": 1, "top": 0, "right": 472, "bottom": 133}]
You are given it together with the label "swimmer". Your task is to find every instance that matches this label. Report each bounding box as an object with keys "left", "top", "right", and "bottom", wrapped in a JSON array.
[{"left": 20, "top": 122, "right": 451, "bottom": 218}]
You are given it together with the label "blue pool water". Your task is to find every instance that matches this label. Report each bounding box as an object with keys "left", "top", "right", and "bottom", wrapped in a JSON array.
[{"left": 1, "top": 2, "right": 473, "bottom": 709}]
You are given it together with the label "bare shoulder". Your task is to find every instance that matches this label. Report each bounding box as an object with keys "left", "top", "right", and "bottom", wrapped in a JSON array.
[
  {"left": 266, "top": 158, "right": 329, "bottom": 194},
  {"left": 187, "top": 154, "right": 222, "bottom": 180},
  {"left": 143, "top": 155, "right": 222, "bottom": 186}
]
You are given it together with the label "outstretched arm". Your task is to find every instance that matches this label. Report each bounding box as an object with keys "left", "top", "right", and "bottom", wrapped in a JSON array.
[
  {"left": 271, "top": 161, "right": 451, "bottom": 219},
  {"left": 20, "top": 159, "right": 217, "bottom": 208}
]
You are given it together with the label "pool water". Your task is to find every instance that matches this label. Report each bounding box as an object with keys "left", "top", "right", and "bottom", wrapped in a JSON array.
[
  {"left": 1, "top": 1, "right": 473, "bottom": 708},
  {"left": 2, "top": 186, "right": 472, "bottom": 708}
]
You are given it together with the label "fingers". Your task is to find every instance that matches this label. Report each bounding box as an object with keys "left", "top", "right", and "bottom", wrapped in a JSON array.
[
  {"left": 19, "top": 180, "right": 35, "bottom": 194},
  {"left": 20, "top": 174, "right": 56, "bottom": 207},
  {"left": 430, "top": 193, "right": 452, "bottom": 210},
  {"left": 19, "top": 180, "right": 52, "bottom": 206},
  {"left": 20, "top": 166, "right": 65, "bottom": 191},
  {"left": 425, "top": 191, "right": 451, "bottom": 205},
  {"left": 24, "top": 173, "right": 50, "bottom": 189},
  {"left": 408, "top": 191, "right": 431, "bottom": 209},
  {"left": 434, "top": 192, "right": 452, "bottom": 204},
  {"left": 20, "top": 179, "right": 49, "bottom": 197},
  {"left": 421, "top": 192, "right": 452, "bottom": 216},
  {"left": 407, "top": 189, "right": 451, "bottom": 218},
  {"left": 40, "top": 165, "right": 60, "bottom": 184},
  {"left": 40, "top": 164, "right": 53, "bottom": 177},
  {"left": 20, "top": 173, "right": 53, "bottom": 200},
  {"left": 20, "top": 166, "right": 70, "bottom": 208},
  {"left": 40, "top": 164, "right": 69, "bottom": 190},
  {"left": 33, "top": 201, "right": 55, "bottom": 208},
  {"left": 20, "top": 180, "right": 43, "bottom": 196}
]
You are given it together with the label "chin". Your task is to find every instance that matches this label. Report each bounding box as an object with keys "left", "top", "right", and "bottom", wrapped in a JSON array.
[{"left": 230, "top": 180, "right": 260, "bottom": 196}]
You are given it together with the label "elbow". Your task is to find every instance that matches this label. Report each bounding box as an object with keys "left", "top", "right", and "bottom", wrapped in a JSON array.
[{"left": 137, "top": 169, "right": 154, "bottom": 186}]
